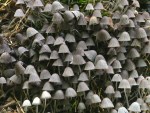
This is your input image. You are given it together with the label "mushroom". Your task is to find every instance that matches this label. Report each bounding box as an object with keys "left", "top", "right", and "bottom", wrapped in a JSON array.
[
  {"left": 41, "top": 91, "right": 51, "bottom": 113},
  {"left": 22, "top": 99, "right": 31, "bottom": 113},
  {"left": 32, "top": 97, "right": 41, "bottom": 113}
]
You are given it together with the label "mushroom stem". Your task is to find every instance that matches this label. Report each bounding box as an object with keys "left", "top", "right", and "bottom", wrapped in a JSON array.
[
  {"left": 124, "top": 89, "right": 129, "bottom": 107},
  {"left": 78, "top": 65, "right": 81, "bottom": 73},
  {"left": 36, "top": 105, "right": 38, "bottom": 113},
  {"left": 88, "top": 70, "right": 91, "bottom": 79},
  {"left": 115, "top": 82, "right": 118, "bottom": 90},
  {"left": 42, "top": 99, "right": 47, "bottom": 113},
  {"left": 24, "top": 106, "right": 28, "bottom": 113}
]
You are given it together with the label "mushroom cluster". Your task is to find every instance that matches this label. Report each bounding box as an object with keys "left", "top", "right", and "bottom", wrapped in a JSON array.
[{"left": 0, "top": 0, "right": 150, "bottom": 112}]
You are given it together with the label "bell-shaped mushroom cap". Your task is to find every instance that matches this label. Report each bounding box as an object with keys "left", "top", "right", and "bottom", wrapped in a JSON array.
[
  {"left": 136, "top": 28, "right": 147, "bottom": 39},
  {"left": 142, "top": 11, "right": 150, "bottom": 19},
  {"left": 0, "top": 77, "right": 6, "bottom": 84},
  {"left": 54, "top": 36, "right": 64, "bottom": 46},
  {"left": 45, "top": 36, "right": 55, "bottom": 45},
  {"left": 96, "top": 29, "right": 111, "bottom": 42},
  {"left": 26, "top": 27, "right": 38, "bottom": 38},
  {"left": 121, "top": 70, "right": 129, "bottom": 79},
  {"left": 106, "top": 66, "right": 114, "bottom": 74},
  {"left": 130, "top": 70, "right": 139, "bottom": 78},
  {"left": 78, "top": 13, "right": 87, "bottom": 25},
  {"left": 124, "top": 59, "right": 135, "bottom": 71},
  {"left": 136, "top": 98, "right": 144, "bottom": 105},
  {"left": 94, "top": 2, "right": 104, "bottom": 10},
  {"left": 118, "top": 107, "right": 129, "bottom": 113},
  {"left": 114, "top": 91, "right": 121, "bottom": 98},
  {"left": 135, "top": 14, "right": 145, "bottom": 23},
  {"left": 119, "top": 15, "right": 129, "bottom": 25},
  {"left": 108, "top": 38, "right": 120, "bottom": 48},
  {"left": 40, "top": 70, "right": 51, "bottom": 80},
  {"left": 22, "top": 81, "right": 30, "bottom": 89},
  {"left": 58, "top": 44, "right": 70, "bottom": 54},
  {"left": 84, "top": 50, "right": 97, "bottom": 61},
  {"left": 16, "top": 0, "right": 25, "bottom": 5},
  {"left": 118, "top": 32, "right": 130, "bottom": 42},
  {"left": 146, "top": 95, "right": 150, "bottom": 103},
  {"left": 92, "top": 10, "right": 102, "bottom": 18},
  {"left": 24, "top": 65, "right": 36, "bottom": 75},
  {"left": 137, "top": 75, "right": 144, "bottom": 85},
  {"left": 18, "top": 47, "right": 28, "bottom": 56},
  {"left": 91, "top": 94, "right": 101, "bottom": 104},
  {"left": 73, "top": 4, "right": 79, "bottom": 11},
  {"left": 22, "top": 99, "right": 31, "bottom": 107},
  {"left": 78, "top": 102, "right": 86, "bottom": 110},
  {"left": 107, "top": 48, "right": 117, "bottom": 56},
  {"left": 95, "top": 60, "right": 108, "bottom": 70},
  {"left": 78, "top": 72, "right": 89, "bottom": 82},
  {"left": 64, "top": 11, "right": 74, "bottom": 22},
  {"left": 77, "top": 82, "right": 89, "bottom": 92},
  {"left": 131, "top": 39, "right": 141, "bottom": 48},
  {"left": 76, "top": 41, "right": 87, "bottom": 50},
  {"left": 89, "top": 16, "right": 99, "bottom": 25},
  {"left": 65, "top": 53, "right": 73, "bottom": 62},
  {"left": 0, "top": 52, "right": 15, "bottom": 63},
  {"left": 136, "top": 59, "right": 147, "bottom": 67},
  {"left": 29, "top": 72, "right": 41, "bottom": 83},
  {"left": 128, "top": 77, "right": 137, "bottom": 86},
  {"left": 39, "top": 54, "right": 49, "bottom": 61},
  {"left": 132, "top": 0, "right": 140, "bottom": 7},
  {"left": 62, "top": 67, "right": 74, "bottom": 77},
  {"left": 71, "top": 55, "right": 86, "bottom": 65},
  {"left": 126, "top": 9, "right": 135, "bottom": 18},
  {"left": 105, "top": 85, "right": 115, "bottom": 94},
  {"left": 127, "top": 48, "right": 140, "bottom": 58},
  {"left": 65, "top": 33, "right": 76, "bottom": 43},
  {"left": 49, "top": 73, "right": 62, "bottom": 84},
  {"left": 128, "top": 19, "right": 135, "bottom": 28},
  {"left": 41, "top": 91, "right": 51, "bottom": 99},
  {"left": 33, "top": 0, "right": 44, "bottom": 7},
  {"left": 50, "top": 50, "right": 59, "bottom": 60},
  {"left": 117, "top": 46, "right": 127, "bottom": 53},
  {"left": 32, "top": 97, "right": 41, "bottom": 105},
  {"left": 112, "top": 60, "right": 122, "bottom": 69},
  {"left": 101, "top": 16, "right": 113, "bottom": 26},
  {"left": 15, "top": 61, "right": 25, "bottom": 75},
  {"left": 101, "top": 97, "right": 114, "bottom": 108},
  {"left": 84, "top": 61, "right": 95, "bottom": 70},
  {"left": 117, "top": 52, "right": 126, "bottom": 61},
  {"left": 52, "top": 59, "right": 63, "bottom": 67},
  {"left": 42, "top": 82, "right": 54, "bottom": 91},
  {"left": 129, "top": 102, "right": 141, "bottom": 112},
  {"left": 139, "top": 79, "right": 150, "bottom": 89},
  {"left": 53, "top": 90, "right": 65, "bottom": 100},
  {"left": 51, "top": 1, "right": 64, "bottom": 13},
  {"left": 72, "top": 10, "right": 80, "bottom": 20},
  {"left": 65, "top": 87, "right": 77, "bottom": 98},
  {"left": 112, "top": 10, "right": 121, "bottom": 19},
  {"left": 119, "top": 79, "right": 131, "bottom": 89},
  {"left": 14, "top": 9, "right": 25, "bottom": 17},
  {"left": 39, "top": 44, "right": 51, "bottom": 54},
  {"left": 142, "top": 41, "right": 150, "bottom": 54},
  {"left": 52, "top": 13, "right": 64, "bottom": 24},
  {"left": 141, "top": 103, "right": 149, "bottom": 111},
  {"left": 85, "top": 3, "right": 94, "bottom": 10},
  {"left": 43, "top": 3, "right": 52, "bottom": 12}
]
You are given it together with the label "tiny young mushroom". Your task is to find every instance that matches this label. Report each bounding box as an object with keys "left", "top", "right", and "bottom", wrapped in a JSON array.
[
  {"left": 41, "top": 91, "right": 51, "bottom": 113},
  {"left": 22, "top": 99, "right": 31, "bottom": 113},
  {"left": 32, "top": 97, "right": 41, "bottom": 113}
]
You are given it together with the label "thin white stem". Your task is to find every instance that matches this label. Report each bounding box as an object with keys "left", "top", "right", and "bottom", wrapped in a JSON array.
[
  {"left": 36, "top": 105, "right": 38, "bottom": 113},
  {"left": 42, "top": 99, "right": 47, "bottom": 113},
  {"left": 124, "top": 89, "right": 129, "bottom": 108}
]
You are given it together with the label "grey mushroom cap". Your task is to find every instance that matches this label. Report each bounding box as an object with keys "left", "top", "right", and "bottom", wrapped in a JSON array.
[
  {"left": 14, "top": 9, "right": 25, "bottom": 18},
  {"left": 77, "top": 82, "right": 89, "bottom": 92},
  {"left": 101, "top": 97, "right": 114, "bottom": 108},
  {"left": 53, "top": 90, "right": 65, "bottom": 100},
  {"left": 65, "top": 87, "right": 77, "bottom": 98},
  {"left": 128, "top": 102, "right": 141, "bottom": 112},
  {"left": 26, "top": 27, "right": 38, "bottom": 38}
]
